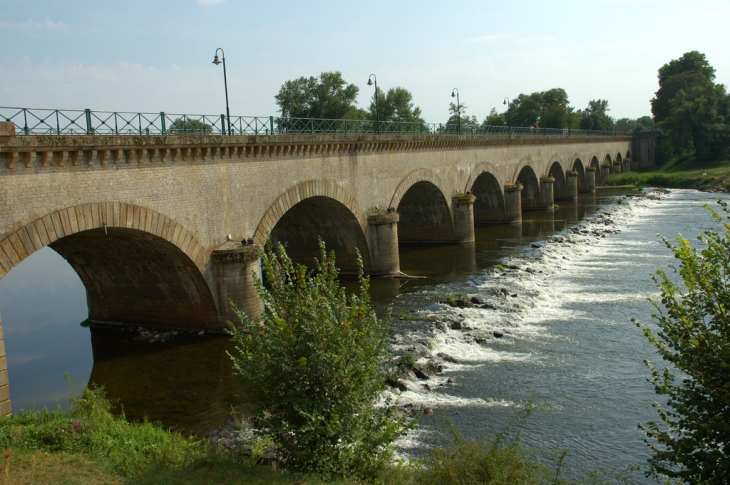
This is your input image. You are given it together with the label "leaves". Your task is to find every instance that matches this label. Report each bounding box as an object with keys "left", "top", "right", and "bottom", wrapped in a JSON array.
[
  {"left": 636, "top": 201, "right": 730, "bottom": 484},
  {"left": 227, "top": 239, "right": 407, "bottom": 480}
]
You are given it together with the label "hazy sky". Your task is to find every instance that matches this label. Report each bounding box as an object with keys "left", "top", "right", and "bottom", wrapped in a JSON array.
[{"left": 2, "top": 0, "right": 729, "bottom": 123}]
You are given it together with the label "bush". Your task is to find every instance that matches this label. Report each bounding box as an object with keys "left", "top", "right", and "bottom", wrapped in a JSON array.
[
  {"left": 228, "top": 240, "right": 407, "bottom": 481},
  {"left": 634, "top": 200, "right": 730, "bottom": 483}
]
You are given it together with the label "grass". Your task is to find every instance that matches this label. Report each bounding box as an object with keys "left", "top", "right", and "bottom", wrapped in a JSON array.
[
  {"left": 0, "top": 385, "right": 637, "bottom": 484},
  {"left": 608, "top": 154, "right": 730, "bottom": 191}
]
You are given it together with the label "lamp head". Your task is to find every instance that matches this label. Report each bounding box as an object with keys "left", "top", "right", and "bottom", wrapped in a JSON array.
[
  {"left": 367, "top": 78, "right": 373, "bottom": 87},
  {"left": 503, "top": 99, "right": 507, "bottom": 105},
  {"left": 212, "top": 55, "right": 222, "bottom": 66},
  {"left": 451, "top": 92, "right": 455, "bottom": 98}
]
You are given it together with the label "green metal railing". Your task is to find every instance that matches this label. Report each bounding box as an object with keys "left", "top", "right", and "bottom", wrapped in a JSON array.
[{"left": 0, "top": 107, "right": 626, "bottom": 138}]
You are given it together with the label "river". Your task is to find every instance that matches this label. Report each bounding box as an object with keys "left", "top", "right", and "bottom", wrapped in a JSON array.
[{"left": 0, "top": 188, "right": 724, "bottom": 481}]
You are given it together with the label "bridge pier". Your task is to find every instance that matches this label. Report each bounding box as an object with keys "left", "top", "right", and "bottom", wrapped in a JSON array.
[
  {"left": 539, "top": 177, "right": 555, "bottom": 211},
  {"left": 565, "top": 171, "right": 578, "bottom": 201},
  {"left": 211, "top": 244, "right": 262, "bottom": 326},
  {"left": 367, "top": 212, "right": 400, "bottom": 275},
  {"left": 623, "top": 160, "right": 631, "bottom": 173},
  {"left": 0, "top": 316, "right": 9, "bottom": 417},
  {"left": 612, "top": 161, "right": 622, "bottom": 174},
  {"left": 504, "top": 184, "right": 523, "bottom": 223},
  {"left": 452, "top": 194, "right": 476, "bottom": 244},
  {"left": 585, "top": 167, "right": 596, "bottom": 192}
]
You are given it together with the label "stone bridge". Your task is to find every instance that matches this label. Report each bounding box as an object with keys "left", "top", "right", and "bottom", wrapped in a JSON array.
[{"left": 0, "top": 126, "right": 656, "bottom": 414}]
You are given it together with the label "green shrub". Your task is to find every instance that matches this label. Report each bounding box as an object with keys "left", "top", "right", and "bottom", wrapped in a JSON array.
[
  {"left": 228, "top": 240, "right": 407, "bottom": 481},
  {"left": 0, "top": 383, "right": 200, "bottom": 478},
  {"left": 634, "top": 200, "right": 730, "bottom": 483}
]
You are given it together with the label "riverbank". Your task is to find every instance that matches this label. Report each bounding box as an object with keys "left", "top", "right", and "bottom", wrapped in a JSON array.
[
  {"left": 608, "top": 154, "right": 730, "bottom": 192},
  {"left": 0, "top": 386, "right": 564, "bottom": 485}
]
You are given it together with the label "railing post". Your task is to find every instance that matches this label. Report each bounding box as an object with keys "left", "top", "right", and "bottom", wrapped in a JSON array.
[
  {"left": 138, "top": 113, "right": 142, "bottom": 135},
  {"left": 269, "top": 116, "right": 274, "bottom": 135},
  {"left": 85, "top": 108, "right": 93, "bottom": 135},
  {"left": 160, "top": 112, "right": 166, "bottom": 134},
  {"left": 114, "top": 113, "right": 118, "bottom": 135},
  {"left": 23, "top": 109, "right": 29, "bottom": 135},
  {"left": 55, "top": 110, "right": 60, "bottom": 135},
  {"left": 220, "top": 114, "right": 226, "bottom": 135}
]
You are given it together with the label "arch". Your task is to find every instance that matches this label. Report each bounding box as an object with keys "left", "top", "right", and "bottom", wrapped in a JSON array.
[
  {"left": 616, "top": 152, "right": 623, "bottom": 163},
  {"left": 548, "top": 162, "right": 569, "bottom": 201},
  {"left": 254, "top": 181, "right": 370, "bottom": 274},
  {"left": 516, "top": 165, "right": 541, "bottom": 210},
  {"left": 626, "top": 150, "right": 632, "bottom": 160},
  {"left": 470, "top": 171, "right": 506, "bottom": 224},
  {"left": 269, "top": 196, "right": 372, "bottom": 275},
  {"left": 254, "top": 180, "right": 366, "bottom": 245},
  {"left": 572, "top": 158, "right": 587, "bottom": 193},
  {"left": 397, "top": 181, "right": 454, "bottom": 244},
  {"left": 390, "top": 168, "right": 449, "bottom": 211},
  {"left": 0, "top": 203, "right": 218, "bottom": 328}
]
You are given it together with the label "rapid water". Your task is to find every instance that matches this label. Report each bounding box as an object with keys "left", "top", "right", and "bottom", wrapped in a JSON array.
[
  {"left": 381, "top": 189, "right": 725, "bottom": 481},
  {"left": 0, "top": 188, "right": 724, "bottom": 480}
]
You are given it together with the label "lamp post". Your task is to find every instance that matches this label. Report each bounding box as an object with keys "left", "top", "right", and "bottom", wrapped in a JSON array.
[
  {"left": 451, "top": 88, "right": 460, "bottom": 134},
  {"left": 503, "top": 97, "right": 511, "bottom": 133},
  {"left": 367, "top": 74, "right": 379, "bottom": 134},
  {"left": 212, "top": 48, "right": 231, "bottom": 136}
]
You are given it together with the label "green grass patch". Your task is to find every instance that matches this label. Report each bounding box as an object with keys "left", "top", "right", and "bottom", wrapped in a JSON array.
[{"left": 608, "top": 155, "right": 730, "bottom": 190}]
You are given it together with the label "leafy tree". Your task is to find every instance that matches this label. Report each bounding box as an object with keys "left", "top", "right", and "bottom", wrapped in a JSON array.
[
  {"left": 275, "top": 71, "right": 360, "bottom": 119},
  {"left": 446, "top": 102, "right": 478, "bottom": 129},
  {"left": 578, "top": 99, "right": 615, "bottom": 131},
  {"left": 228, "top": 240, "right": 406, "bottom": 481},
  {"left": 634, "top": 201, "right": 730, "bottom": 484},
  {"left": 652, "top": 72, "right": 712, "bottom": 124},
  {"left": 482, "top": 108, "right": 505, "bottom": 127},
  {"left": 504, "top": 88, "right": 574, "bottom": 129},
  {"left": 658, "top": 50, "right": 716, "bottom": 87},
  {"left": 168, "top": 118, "right": 212, "bottom": 134},
  {"left": 368, "top": 86, "right": 424, "bottom": 123}
]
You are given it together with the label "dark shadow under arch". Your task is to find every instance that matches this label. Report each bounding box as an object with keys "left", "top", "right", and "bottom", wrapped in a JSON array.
[
  {"left": 397, "top": 181, "right": 454, "bottom": 244},
  {"left": 270, "top": 196, "right": 371, "bottom": 274},
  {"left": 50, "top": 227, "right": 219, "bottom": 328},
  {"left": 471, "top": 172, "right": 506, "bottom": 224},
  {"left": 549, "top": 162, "right": 569, "bottom": 201},
  {"left": 517, "top": 165, "right": 541, "bottom": 210},
  {"left": 572, "top": 159, "right": 588, "bottom": 193}
]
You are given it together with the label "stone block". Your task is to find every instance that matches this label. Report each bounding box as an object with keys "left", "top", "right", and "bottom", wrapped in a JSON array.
[{"left": 0, "top": 122, "right": 15, "bottom": 136}]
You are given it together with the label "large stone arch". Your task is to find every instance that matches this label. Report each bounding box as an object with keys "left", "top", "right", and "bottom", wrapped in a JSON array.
[
  {"left": 549, "top": 162, "right": 570, "bottom": 200},
  {"left": 470, "top": 170, "right": 506, "bottom": 224},
  {"left": 254, "top": 180, "right": 371, "bottom": 274},
  {"left": 0, "top": 203, "right": 219, "bottom": 328},
  {"left": 397, "top": 181, "right": 455, "bottom": 244},
  {"left": 390, "top": 168, "right": 450, "bottom": 211},
  {"left": 590, "top": 156, "right": 604, "bottom": 185},
  {"left": 516, "top": 163, "right": 541, "bottom": 210}
]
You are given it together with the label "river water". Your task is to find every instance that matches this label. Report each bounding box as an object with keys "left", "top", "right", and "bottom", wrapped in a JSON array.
[{"left": 0, "top": 189, "right": 724, "bottom": 481}]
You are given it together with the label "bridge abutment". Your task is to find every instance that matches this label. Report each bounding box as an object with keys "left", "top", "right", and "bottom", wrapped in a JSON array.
[
  {"left": 210, "top": 244, "right": 262, "bottom": 326},
  {"left": 452, "top": 194, "right": 476, "bottom": 244},
  {"left": 504, "top": 184, "right": 522, "bottom": 223},
  {"left": 367, "top": 212, "right": 400, "bottom": 275},
  {"left": 539, "top": 177, "right": 555, "bottom": 211},
  {"left": 585, "top": 167, "right": 596, "bottom": 192}
]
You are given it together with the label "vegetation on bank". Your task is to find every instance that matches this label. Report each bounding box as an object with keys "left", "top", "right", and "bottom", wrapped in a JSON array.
[{"left": 608, "top": 154, "right": 730, "bottom": 191}]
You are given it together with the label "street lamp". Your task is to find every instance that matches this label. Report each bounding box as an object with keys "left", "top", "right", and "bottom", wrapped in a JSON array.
[
  {"left": 451, "top": 88, "right": 460, "bottom": 134},
  {"left": 503, "top": 97, "right": 511, "bottom": 132},
  {"left": 212, "top": 48, "right": 232, "bottom": 136},
  {"left": 367, "top": 74, "right": 379, "bottom": 134}
]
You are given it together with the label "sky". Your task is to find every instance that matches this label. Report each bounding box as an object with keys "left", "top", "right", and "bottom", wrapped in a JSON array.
[{"left": 1, "top": 0, "right": 729, "bottom": 123}]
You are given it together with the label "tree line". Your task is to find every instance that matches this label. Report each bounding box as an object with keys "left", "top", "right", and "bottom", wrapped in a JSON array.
[{"left": 274, "top": 71, "right": 651, "bottom": 131}]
